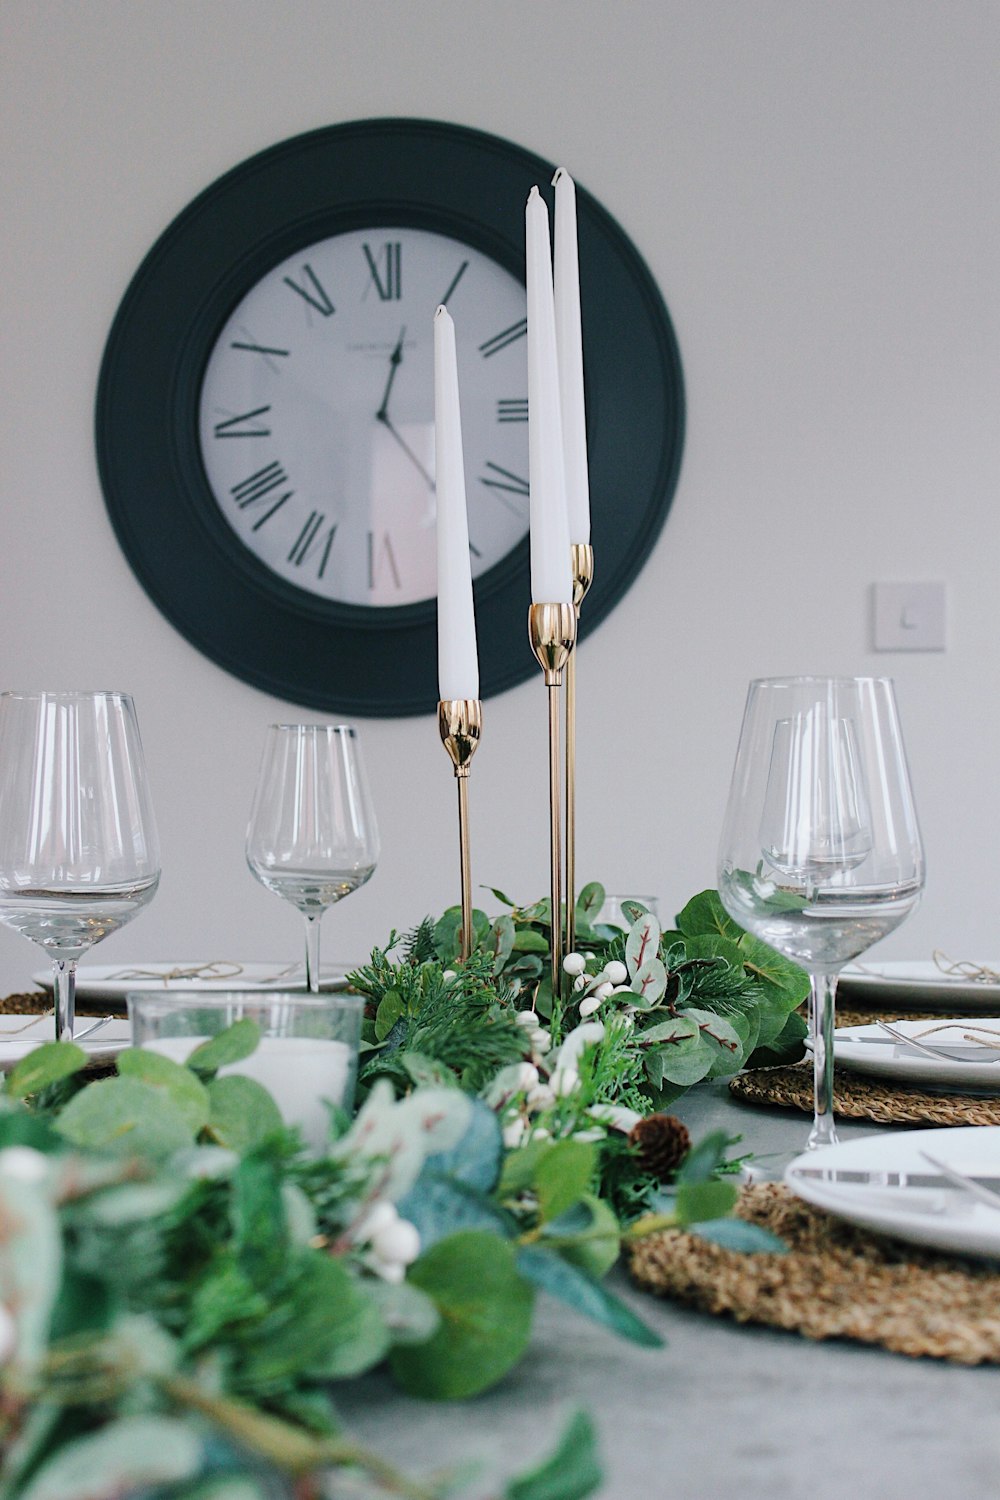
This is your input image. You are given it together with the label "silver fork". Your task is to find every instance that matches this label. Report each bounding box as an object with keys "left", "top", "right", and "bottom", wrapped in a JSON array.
[{"left": 875, "top": 1019, "right": 1000, "bottom": 1064}]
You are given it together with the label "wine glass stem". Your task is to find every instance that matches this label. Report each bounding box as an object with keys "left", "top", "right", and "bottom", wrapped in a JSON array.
[
  {"left": 53, "top": 958, "right": 77, "bottom": 1042},
  {"left": 808, "top": 970, "right": 839, "bottom": 1150},
  {"left": 303, "top": 914, "right": 322, "bottom": 994}
]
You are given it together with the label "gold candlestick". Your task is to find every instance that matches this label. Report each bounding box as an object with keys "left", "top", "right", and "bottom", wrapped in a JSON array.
[
  {"left": 438, "top": 698, "right": 483, "bottom": 961},
  {"left": 565, "top": 543, "right": 594, "bottom": 957},
  {"left": 528, "top": 602, "right": 578, "bottom": 999}
]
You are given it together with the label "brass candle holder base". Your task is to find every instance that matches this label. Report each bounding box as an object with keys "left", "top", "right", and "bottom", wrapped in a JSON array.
[
  {"left": 566, "top": 543, "right": 594, "bottom": 957},
  {"left": 438, "top": 698, "right": 483, "bottom": 961},
  {"left": 528, "top": 602, "right": 578, "bottom": 998}
]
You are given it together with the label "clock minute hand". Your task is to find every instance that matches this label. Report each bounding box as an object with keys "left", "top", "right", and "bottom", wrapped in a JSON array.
[{"left": 379, "top": 416, "right": 436, "bottom": 492}]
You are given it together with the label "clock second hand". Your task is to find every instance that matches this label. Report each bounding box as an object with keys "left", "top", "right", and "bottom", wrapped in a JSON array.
[{"left": 375, "top": 325, "right": 436, "bottom": 492}]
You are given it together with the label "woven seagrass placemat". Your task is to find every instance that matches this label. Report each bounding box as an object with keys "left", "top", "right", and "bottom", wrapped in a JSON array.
[
  {"left": 729, "top": 1062, "right": 1000, "bottom": 1126},
  {"left": 0, "top": 990, "right": 107, "bottom": 1018},
  {"left": 629, "top": 1182, "right": 1000, "bottom": 1363}
]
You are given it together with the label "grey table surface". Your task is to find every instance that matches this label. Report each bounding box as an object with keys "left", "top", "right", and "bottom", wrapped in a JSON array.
[{"left": 335, "top": 1082, "right": 1000, "bottom": 1500}]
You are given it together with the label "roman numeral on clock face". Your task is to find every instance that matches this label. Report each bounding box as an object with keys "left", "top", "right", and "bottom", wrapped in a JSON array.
[
  {"left": 479, "top": 318, "right": 527, "bottom": 358},
  {"left": 288, "top": 511, "right": 338, "bottom": 578},
  {"left": 363, "top": 242, "right": 402, "bottom": 301},
  {"left": 368, "top": 530, "right": 401, "bottom": 590},
  {"left": 230, "top": 462, "right": 294, "bottom": 529},
  {"left": 213, "top": 405, "right": 272, "bottom": 438},
  {"left": 497, "top": 398, "right": 528, "bottom": 423},
  {"left": 283, "top": 264, "right": 336, "bottom": 317}
]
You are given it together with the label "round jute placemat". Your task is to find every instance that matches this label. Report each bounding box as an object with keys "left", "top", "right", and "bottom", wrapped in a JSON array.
[
  {"left": 629, "top": 1181, "right": 1000, "bottom": 1363},
  {"left": 729, "top": 1062, "right": 1000, "bottom": 1126}
]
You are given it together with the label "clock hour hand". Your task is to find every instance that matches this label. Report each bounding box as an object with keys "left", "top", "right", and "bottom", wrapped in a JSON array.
[{"left": 376, "top": 326, "right": 406, "bottom": 422}]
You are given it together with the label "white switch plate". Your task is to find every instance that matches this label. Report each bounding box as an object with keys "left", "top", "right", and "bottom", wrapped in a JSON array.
[{"left": 872, "top": 581, "right": 946, "bottom": 652}]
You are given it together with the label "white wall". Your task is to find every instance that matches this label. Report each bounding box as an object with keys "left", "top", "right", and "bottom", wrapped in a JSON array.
[{"left": 1, "top": 0, "right": 997, "bottom": 997}]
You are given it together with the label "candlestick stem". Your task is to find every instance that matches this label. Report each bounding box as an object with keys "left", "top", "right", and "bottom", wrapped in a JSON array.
[
  {"left": 565, "top": 544, "right": 595, "bottom": 958},
  {"left": 548, "top": 682, "right": 564, "bottom": 992},
  {"left": 528, "top": 602, "right": 577, "bottom": 1000},
  {"left": 457, "top": 774, "right": 473, "bottom": 961},
  {"left": 437, "top": 699, "right": 483, "bottom": 963}
]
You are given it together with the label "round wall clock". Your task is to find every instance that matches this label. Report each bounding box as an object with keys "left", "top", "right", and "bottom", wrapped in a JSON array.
[{"left": 96, "top": 118, "right": 684, "bottom": 716}]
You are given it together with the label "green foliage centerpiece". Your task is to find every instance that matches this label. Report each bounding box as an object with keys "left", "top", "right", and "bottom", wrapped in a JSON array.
[{"left": 0, "top": 885, "right": 804, "bottom": 1500}]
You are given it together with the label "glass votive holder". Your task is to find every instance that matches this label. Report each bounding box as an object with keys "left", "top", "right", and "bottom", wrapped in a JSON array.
[
  {"left": 597, "top": 894, "right": 660, "bottom": 930},
  {"left": 128, "top": 990, "right": 364, "bottom": 1152}
]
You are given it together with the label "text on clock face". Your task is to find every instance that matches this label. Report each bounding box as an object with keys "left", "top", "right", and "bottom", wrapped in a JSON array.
[{"left": 199, "top": 227, "right": 530, "bottom": 609}]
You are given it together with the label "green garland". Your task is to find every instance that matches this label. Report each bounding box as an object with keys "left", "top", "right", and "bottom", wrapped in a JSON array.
[{"left": 0, "top": 888, "right": 801, "bottom": 1500}]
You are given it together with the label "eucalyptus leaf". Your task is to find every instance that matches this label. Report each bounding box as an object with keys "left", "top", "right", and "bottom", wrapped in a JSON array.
[
  {"left": 515, "top": 1245, "right": 661, "bottom": 1347},
  {"left": 390, "top": 1230, "right": 535, "bottom": 1399},
  {"left": 6, "top": 1042, "right": 88, "bottom": 1100},
  {"left": 505, "top": 1409, "right": 602, "bottom": 1500},
  {"left": 541, "top": 1192, "right": 620, "bottom": 1280},
  {"left": 638, "top": 1016, "right": 699, "bottom": 1048},
  {"left": 631, "top": 956, "right": 667, "bottom": 1004},
  {"left": 675, "top": 1178, "right": 739, "bottom": 1225},
  {"left": 17, "top": 1415, "right": 202, "bottom": 1500},
  {"left": 675, "top": 889, "right": 744, "bottom": 942},
  {"left": 575, "top": 882, "right": 605, "bottom": 921},
  {"left": 512, "top": 929, "right": 550, "bottom": 954},
  {"left": 534, "top": 1139, "right": 596, "bottom": 1224},
  {"left": 55, "top": 1077, "right": 195, "bottom": 1160},
  {"left": 206, "top": 1076, "right": 284, "bottom": 1154},
  {"left": 401, "top": 1051, "right": 459, "bottom": 1089},
  {"left": 116, "top": 1048, "right": 211, "bottom": 1133},
  {"left": 649, "top": 1038, "right": 715, "bottom": 1088},
  {"left": 691, "top": 1216, "right": 787, "bottom": 1254},
  {"left": 187, "top": 1019, "right": 262, "bottom": 1076},
  {"left": 683, "top": 1008, "right": 747, "bottom": 1078},
  {"left": 625, "top": 912, "right": 662, "bottom": 977},
  {"left": 491, "top": 913, "right": 516, "bottom": 970},
  {"left": 676, "top": 1129, "right": 733, "bottom": 1184}
]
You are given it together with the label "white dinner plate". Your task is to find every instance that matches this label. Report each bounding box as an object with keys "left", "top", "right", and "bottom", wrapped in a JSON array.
[
  {"left": 838, "top": 960, "right": 1000, "bottom": 1013},
  {"left": 0, "top": 1013, "right": 132, "bottom": 1071},
  {"left": 830, "top": 1017, "right": 1000, "bottom": 1093},
  {"left": 785, "top": 1127, "right": 1000, "bottom": 1260},
  {"left": 32, "top": 960, "right": 352, "bottom": 1006}
]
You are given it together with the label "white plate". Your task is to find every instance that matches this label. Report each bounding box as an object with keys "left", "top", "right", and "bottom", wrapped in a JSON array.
[
  {"left": 838, "top": 960, "right": 1000, "bottom": 1012},
  {"left": 32, "top": 960, "right": 351, "bottom": 1005},
  {"left": 831, "top": 1017, "right": 1000, "bottom": 1092},
  {"left": 0, "top": 1013, "right": 132, "bottom": 1070},
  {"left": 785, "top": 1126, "right": 1000, "bottom": 1260}
]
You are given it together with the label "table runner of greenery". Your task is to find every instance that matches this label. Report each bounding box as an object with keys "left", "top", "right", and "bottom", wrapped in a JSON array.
[{"left": 0, "top": 887, "right": 805, "bottom": 1500}]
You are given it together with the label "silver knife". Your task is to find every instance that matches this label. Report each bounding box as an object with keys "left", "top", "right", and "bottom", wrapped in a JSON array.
[{"left": 789, "top": 1167, "right": 1000, "bottom": 1190}]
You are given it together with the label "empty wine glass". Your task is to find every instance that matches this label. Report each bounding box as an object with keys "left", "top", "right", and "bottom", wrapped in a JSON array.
[
  {"left": 246, "top": 724, "right": 379, "bottom": 993},
  {"left": 0, "top": 690, "right": 161, "bottom": 1041},
  {"left": 717, "top": 677, "right": 924, "bottom": 1149}
]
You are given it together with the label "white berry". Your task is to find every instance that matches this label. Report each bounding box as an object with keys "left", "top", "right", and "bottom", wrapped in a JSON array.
[
  {"left": 604, "top": 961, "right": 628, "bottom": 986},
  {"left": 579, "top": 995, "right": 601, "bottom": 1018},
  {"left": 515, "top": 1010, "right": 539, "bottom": 1028},
  {"left": 563, "top": 952, "right": 586, "bottom": 976},
  {"left": 0, "top": 1147, "right": 48, "bottom": 1184},
  {"left": 372, "top": 1215, "right": 421, "bottom": 1267},
  {"left": 552, "top": 1067, "right": 580, "bottom": 1097}
]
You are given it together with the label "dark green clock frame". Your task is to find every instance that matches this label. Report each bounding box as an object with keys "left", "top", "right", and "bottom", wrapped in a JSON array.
[{"left": 95, "top": 118, "right": 685, "bottom": 717}]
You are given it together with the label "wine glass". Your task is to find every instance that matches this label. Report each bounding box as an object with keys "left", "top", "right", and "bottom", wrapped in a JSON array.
[
  {"left": 0, "top": 690, "right": 161, "bottom": 1041},
  {"left": 717, "top": 677, "right": 924, "bottom": 1150},
  {"left": 246, "top": 724, "right": 379, "bottom": 993}
]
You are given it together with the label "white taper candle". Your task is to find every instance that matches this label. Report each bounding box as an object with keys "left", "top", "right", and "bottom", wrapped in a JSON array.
[
  {"left": 525, "top": 186, "right": 573, "bottom": 605},
  {"left": 553, "top": 167, "right": 591, "bottom": 546},
  {"left": 434, "top": 305, "right": 479, "bottom": 700}
]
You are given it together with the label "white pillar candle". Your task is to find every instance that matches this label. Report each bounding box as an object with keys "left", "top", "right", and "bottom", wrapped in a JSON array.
[
  {"left": 552, "top": 167, "right": 591, "bottom": 546},
  {"left": 433, "top": 306, "right": 479, "bottom": 700},
  {"left": 525, "top": 186, "right": 573, "bottom": 604},
  {"left": 146, "top": 1035, "right": 353, "bottom": 1153}
]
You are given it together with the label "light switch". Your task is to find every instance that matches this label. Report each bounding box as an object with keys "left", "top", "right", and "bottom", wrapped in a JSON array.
[{"left": 872, "top": 582, "right": 946, "bottom": 652}]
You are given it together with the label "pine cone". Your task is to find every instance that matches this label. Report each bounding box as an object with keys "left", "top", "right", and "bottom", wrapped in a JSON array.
[{"left": 628, "top": 1113, "right": 691, "bottom": 1180}]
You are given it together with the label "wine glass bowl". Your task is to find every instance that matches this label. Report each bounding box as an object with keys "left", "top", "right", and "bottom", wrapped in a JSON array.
[
  {"left": 718, "top": 677, "right": 924, "bottom": 1149},
  {"left": 0, "top": 690, "right": 161, "bottom": 1040},
  {"left": 246, "top": 724, "right": 378, "bottom": 992}
]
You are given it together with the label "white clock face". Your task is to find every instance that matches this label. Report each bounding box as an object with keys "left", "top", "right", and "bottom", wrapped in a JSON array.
[{"left": 198, "top": 226, "right": 530, "bottom": 608}]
